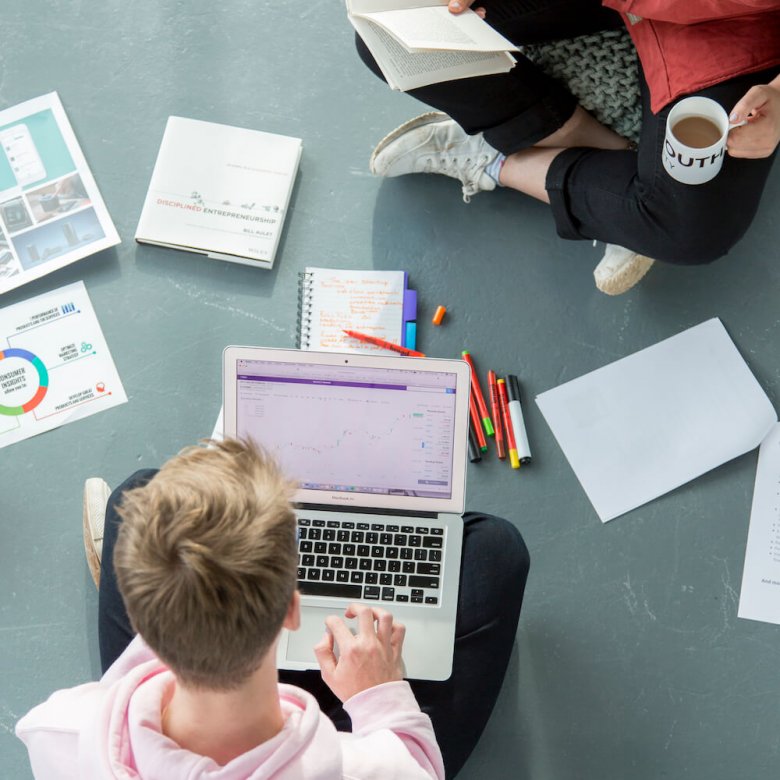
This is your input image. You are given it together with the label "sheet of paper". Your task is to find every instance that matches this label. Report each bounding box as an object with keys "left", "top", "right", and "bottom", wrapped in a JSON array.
[
  {"left": 536, "top": 318, "right": 776, "bottom": 522},
  {"left": 0, "top": 281, "right": 127, "bottom": 448},
  {"left": 738, "top": 422, "right": 780, "bottom": 625},
  {"left": 0, "top": 93, "right": 120, "bottom": 294}
]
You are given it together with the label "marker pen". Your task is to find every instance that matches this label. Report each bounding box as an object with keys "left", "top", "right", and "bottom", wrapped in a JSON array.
[
  {"left": 461, "top": 351, "right": 494, "bottom": 437},
  {"left": 487, "top": 370, "right": 506, "bottom": 459},
  {"left": 497, "top": 378, "right": 520, "bottom": 469},
  {"left": 343, "top": 329, "right": 425, "bottom": 357},
  {"left": 468, "top": 422, "right": 482, "bottom": 463},
  {"left": 469, "top": 391, "right": 488, "bottom": 452},
  {"left": 506, "top": 375, "right": 532, "bottom": 465}
]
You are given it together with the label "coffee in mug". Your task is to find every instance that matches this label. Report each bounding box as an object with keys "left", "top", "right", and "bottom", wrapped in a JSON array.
[
  {"left": 672, "top": 116, "right": 722, "bottom": 149},
  {"left": 662, "top": 96, "right": 746, "bottom": 185}
]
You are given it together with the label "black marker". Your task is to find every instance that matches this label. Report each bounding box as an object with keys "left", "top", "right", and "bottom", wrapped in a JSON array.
[{"left": 468, "top": 422, "right": 482, "bottom": 463}]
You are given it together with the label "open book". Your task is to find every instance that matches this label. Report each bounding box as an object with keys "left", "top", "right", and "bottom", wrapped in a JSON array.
[{"left": 347, "top": 0, "right": 517, "bottom": 91}]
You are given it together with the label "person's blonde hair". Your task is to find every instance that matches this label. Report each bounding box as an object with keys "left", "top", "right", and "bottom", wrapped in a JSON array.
[{"left": 114, "top": 438, "right": 297, "bottom": 690}]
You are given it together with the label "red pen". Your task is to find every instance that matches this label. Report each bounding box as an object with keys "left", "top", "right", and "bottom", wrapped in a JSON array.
[
  {"left": 488, "top": 370, "right": 506, "bottom": 460},
  {"left": 497, "top": 378, "right": 520, "bottom": 469},
  {"left": 469, "top": 391, "right": 488, "bottom": 452},
  {"left": 343, "top": 329, "right": 426, "bottom": 357},
  {"left": 461, "top": 351, "right": 494, "bottom": 437}
]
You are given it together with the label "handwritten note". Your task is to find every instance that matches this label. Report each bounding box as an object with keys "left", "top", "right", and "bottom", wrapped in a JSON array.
[{"left": 299, "top": 268, "right": 405, "bottom": 353}]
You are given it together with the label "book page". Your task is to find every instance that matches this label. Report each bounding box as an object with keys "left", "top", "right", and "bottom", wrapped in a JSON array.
[
  {"left": 536, "top": 318, "right": 777, "bottom": 522},
  {"left": 357, "top": 6, "right": 517, "bottom": 52},
  {"left": 302, "top": 268, "right": 405, "bottom": 353},
  {"left": 738, "top": 422, "right": 780, "bottom": 625},
  {"left": 348, "top": 0, "right": 448, "bottom": 13},
  {"left": 349, "top": 15, "right": 514, "bottom": 90}
]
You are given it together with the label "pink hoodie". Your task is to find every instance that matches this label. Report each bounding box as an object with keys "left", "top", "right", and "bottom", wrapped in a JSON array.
[{"left": 16, "top": 636, "right": 445, "bottom": 780}]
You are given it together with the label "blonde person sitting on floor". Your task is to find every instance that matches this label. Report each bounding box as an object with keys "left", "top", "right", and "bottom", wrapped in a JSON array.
[{"left": 17, "top": 438, "right": 529, "bottom": 779}]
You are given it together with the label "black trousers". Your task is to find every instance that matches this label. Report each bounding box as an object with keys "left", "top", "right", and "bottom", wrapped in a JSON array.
[
  {"left": 356, "top": 0, "right": 778, "bottom": 264},
  {"left": 99, "top": 470, "right": 530, "bottom": 778}
]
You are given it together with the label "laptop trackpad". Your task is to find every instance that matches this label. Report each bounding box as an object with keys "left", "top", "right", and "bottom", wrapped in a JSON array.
[{"left": 286, "top": 607, "right": 337, "bottom": 664}]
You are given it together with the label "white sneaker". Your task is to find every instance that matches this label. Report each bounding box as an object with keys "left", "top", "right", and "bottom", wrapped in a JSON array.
[
  {"left": 83, "top": 477, "right": 111, "bottom": 588},
  {"left": 593, "top": 243, "right": 655, "bottom": 295},
  {"left": 370, "top": 112, "right": 498, "bottom": 203}
]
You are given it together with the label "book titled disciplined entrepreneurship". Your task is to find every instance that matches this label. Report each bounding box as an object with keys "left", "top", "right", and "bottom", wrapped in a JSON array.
[{"left": 135, "top": 116, "right": 302, "bottom": 269}]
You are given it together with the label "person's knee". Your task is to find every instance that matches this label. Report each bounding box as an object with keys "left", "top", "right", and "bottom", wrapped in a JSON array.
[
  {"left": 468, "top": 514, "right": 530, "bottom": 580},
  {"left": 109, "top": 469, "right": 158, "bottom": 510},
  {"left": 504, "top": 521, "right": 530, "bottom": 581},
  {"left": 645, "top": 204, "right": 753, "bottom": 265},
  {"left": 354, "top": 31, "right": 382, "bottom": 79},
  {"left": 660, "top": 228, "right": 740, "bottom": 265}
]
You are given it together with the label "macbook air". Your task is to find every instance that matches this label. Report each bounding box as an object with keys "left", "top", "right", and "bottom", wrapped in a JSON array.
[{"left": 223, "top": 346, "right": 470, "bottom": 680}]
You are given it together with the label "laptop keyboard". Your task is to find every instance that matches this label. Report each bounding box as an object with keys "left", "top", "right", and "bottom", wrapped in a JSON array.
[{"left": 296, "top": 518, "right": 444, "bottom": 606}]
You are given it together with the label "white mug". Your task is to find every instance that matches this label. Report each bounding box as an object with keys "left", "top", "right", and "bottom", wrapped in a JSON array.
[{"left": 662, "top": 96, "right": 746, "bottom": 185}]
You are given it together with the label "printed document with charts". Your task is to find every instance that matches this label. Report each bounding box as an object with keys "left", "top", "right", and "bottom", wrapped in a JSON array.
[
  {"left": 0, "top": 93, "right": 119, "bottom": 295},
  {"left": 347, "top": 0, "right": 517, "bottom": 91},
  {"left": 0, "top": 281, "right": 126, "bottom": 449},
  {"left": 536, "top": 318, "right": 777, "bottom": 522}
]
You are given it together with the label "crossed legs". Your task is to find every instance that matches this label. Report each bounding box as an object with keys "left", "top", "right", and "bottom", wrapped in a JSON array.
[
  {"left": 97, "top": 473, "right": 530, "bottom": 778},
  {"left": 356, "top": 3, "right": 778, "bottom": 267}
]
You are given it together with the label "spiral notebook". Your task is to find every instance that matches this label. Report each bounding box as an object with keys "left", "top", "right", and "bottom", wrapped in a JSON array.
[{"left": 297, "top": 267, "right": 417, "bottom": 352}]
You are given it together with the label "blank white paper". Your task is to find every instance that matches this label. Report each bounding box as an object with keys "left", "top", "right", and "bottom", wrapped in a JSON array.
[{"left": 536, "top": 318, "right": 776, "bottom": 522}]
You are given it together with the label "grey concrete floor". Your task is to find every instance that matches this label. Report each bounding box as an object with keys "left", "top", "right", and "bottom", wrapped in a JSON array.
[{"left": 2, "top": 2, "right": 780, "bottom": 778}]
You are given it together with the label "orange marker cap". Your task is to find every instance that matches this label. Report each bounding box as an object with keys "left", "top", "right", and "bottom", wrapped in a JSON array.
[{"left": 432, "top": 305, "right": 447, "bottom": 326}]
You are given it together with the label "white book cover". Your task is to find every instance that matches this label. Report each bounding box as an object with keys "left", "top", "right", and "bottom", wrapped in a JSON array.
[{"left": 135, "top": 117, "right": 302, "bottom": 269}]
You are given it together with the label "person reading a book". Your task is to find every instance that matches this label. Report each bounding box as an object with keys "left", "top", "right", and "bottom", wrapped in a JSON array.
[
  {"left": 16, "top": 438, "right": 529, "bottom": 779},
  {"left": 355, "top": 0, "right": 780, "bottom": 295}
]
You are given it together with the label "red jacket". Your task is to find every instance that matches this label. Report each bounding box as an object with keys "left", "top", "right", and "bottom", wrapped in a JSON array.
[{"left": 602, "top": 0, "right": 780, "bottom": 112}]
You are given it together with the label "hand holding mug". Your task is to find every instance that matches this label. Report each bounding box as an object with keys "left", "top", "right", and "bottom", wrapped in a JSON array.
[
  {"left": 727, "top": 79, "right": 780, "bottom": 160},
  {"left": 662, "top": 96, "right": 747, "bottom": 185}
]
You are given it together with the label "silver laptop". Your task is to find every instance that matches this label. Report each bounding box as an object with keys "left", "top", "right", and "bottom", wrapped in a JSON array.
[{"left": 223, "top": 346, "right": 470, "bottom": 680}]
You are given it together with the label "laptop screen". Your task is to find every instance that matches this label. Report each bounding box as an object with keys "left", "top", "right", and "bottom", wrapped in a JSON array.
[{"left": 234, "top": 358, "right": 458, "bottom": 499}]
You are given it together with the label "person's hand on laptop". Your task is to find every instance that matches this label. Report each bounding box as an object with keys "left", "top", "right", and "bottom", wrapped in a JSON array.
[{"left": 314, "top": 603, "right": 406, "bottom": 701}]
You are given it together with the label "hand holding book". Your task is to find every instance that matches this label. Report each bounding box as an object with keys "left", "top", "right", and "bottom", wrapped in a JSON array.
[{"left": 347, "top": 0, "right": 516, "bottom": 92}]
